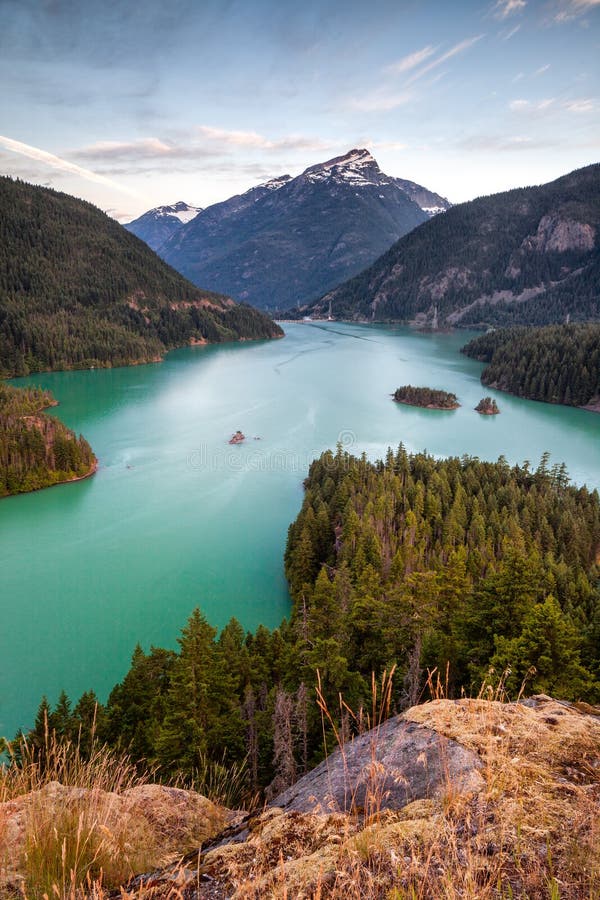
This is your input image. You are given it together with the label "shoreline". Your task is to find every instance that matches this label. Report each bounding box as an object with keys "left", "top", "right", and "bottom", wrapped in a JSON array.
[
  {"left": 394, "top": 398, "right": 460, "bottom": 411},
  {"left": 0, "top": 458, "right": 98, "bottom": 501},
  {"left": 484, "top": 382, "right": 600, "bottom": 415},
  {"left": 2, "top": 331, "right": 284, "bottom": 381}
]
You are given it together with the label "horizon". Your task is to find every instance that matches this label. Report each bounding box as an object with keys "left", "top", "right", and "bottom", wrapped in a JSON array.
[{"left": 1, "top": 0, "right": 599, "bottom": 221}]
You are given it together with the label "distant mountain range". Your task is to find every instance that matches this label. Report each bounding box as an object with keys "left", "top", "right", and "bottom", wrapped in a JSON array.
[
  {"left": 0, "top": 178, "right": 282, "bottom": 377},
  {"left": 125, "top": 201, "right": 202, "bottom": 251},
  {"left": 129, "top": 149, "right": 450, "bottom": 310},
  {"left": 297, "top": 163, "right": 600, "bottom": 328}
]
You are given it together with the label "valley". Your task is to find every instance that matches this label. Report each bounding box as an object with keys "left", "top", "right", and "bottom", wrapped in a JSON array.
[{"left": 1, "top": 322, "right": 598, "bottom": 741}]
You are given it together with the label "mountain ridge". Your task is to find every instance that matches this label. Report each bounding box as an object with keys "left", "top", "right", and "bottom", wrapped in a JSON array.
[
  {"left": 156, "top": 149, "right": 450, "bottom": 310},
  {"left": 296, "top": 162, "right": 600, "bottom": 326}
]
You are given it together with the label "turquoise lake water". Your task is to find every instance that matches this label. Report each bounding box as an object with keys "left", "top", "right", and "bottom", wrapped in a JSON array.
[{"left": 1, "top": 322, "right": 599, "bottom": 737}]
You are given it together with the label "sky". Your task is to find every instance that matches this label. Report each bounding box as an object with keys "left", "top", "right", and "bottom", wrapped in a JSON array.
[{"left": 0, "top": 0, "right": 598, "bottom": 221}]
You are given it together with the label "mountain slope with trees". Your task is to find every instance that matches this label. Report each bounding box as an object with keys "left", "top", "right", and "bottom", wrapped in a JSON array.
[
  {"left": 159, "top": 149, "right": 450, "bottom": 310},
  {"left": 297, "top": 164, "right": 600, "bottom": 327},
  {"left": 462, "top": 323, "right": 600, "bottom": 408},
  {"left": 0, "top": 177, "right": 282, "bottom": 377},
  {"left": 0, "top": 384, "right": 95, "bottom": 496}
]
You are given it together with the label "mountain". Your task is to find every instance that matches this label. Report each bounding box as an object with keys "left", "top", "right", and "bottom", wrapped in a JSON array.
[
  {"left": 0, "top": 177, "right": 282, "bottom": 377},
  {"left": 124, "top": 201, "right": 202, "bottom": 251},
  {"left": 393, "top": 176, "right": 451, "bottom": 216},
  {"left": 298, "top": 163, "right": 600, "bottom": 327},
  {"left": 158, "top": 149, "right": 450, "bottom": 310}
]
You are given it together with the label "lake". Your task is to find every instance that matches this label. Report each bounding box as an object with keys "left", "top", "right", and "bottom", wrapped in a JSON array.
[{"left": 1, "top": 322, "right": 599, "bottom": 737}]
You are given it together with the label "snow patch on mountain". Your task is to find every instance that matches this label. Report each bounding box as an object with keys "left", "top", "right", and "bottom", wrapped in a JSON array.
[
  {"left": 153, "top": 202, "right": 202, "bottom": 223},
  {"left": 302, "top": 148, "right": 384, "bottom": 187}
]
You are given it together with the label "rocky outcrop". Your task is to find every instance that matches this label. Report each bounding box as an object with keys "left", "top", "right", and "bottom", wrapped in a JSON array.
[
  {"left": 527, "top": 215, "right": 595, "bottom": 254},
  {"left": 272, "top": 716, "right": 484, "bottom": 815},
  {"left": 6, "top": 698, "right": 599, "bottom": 898},
  {"left": 0, "top": 782, "right": 225, "bottom": 893}
]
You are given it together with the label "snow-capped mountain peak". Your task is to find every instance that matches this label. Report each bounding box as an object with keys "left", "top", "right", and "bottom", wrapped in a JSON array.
[
  {"left": 263, "top": 175, "right": 293, "bottom": 191},
  {"left": 124, "top": 201, "right": 203, "bottom": 250},
  {"left": 154, "top": 201, "right": 202, "bottom": 224},
  {"left": 302, "top": 148, "right": 384, "bottom": 186}
]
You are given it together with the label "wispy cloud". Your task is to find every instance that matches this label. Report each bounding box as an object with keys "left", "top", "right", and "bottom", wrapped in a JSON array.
[
  {"left": 347, "top": 89, "right": 413, "bottom": 112},
  {"left": 74, "top": 129, "right": 335, "bottom": 166},
  {"left": 403, "top": 35, "right": 485, "bottom": 86},
  {"left": 76, "top": 138, "right": 180, "bottom": 160},
  {"left": 195, "top": 127, "right": 333, "bottom": 152},
  {"left": 553, "top": 0, "right": 600, "bottom": 21},
  {"left": 493, "top": 0, "right": 527, "bottom": 19},
  {"left": 345, "top": 34, "right": 483, "bottom": 114},
  {"left": 502, "top": 24, "right": 522, "bottom": 38},
  {"left": 459, "top": 132, "right": 558, "bottom": 152},
  {"left": 509, "top": 96, "right": 594, "bottom": 114},
  {"left": 0, "top": 134, "right": 141, "bottom": 196},
  {"left": 534, "top": 64, "right": 551, "bottom": 75},
  {"left": 565, "top": 97, "right": 596, "bottom": 112},
  {"left": 509, "top": 97, "right": 555, "bottom": 112},
  {"left": 386, "top": 46, "right": 437, "bottom": 75}
]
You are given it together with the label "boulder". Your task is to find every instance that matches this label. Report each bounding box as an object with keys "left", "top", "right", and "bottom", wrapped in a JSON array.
[
  {"left": 272, "top": 716, "right": 484, "bottom": 815},
  {"left": 0, "top": 781, "right": 224, "bottom": 893}
]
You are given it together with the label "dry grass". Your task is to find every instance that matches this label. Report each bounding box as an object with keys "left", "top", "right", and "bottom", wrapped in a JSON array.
[
  {"left": 0, "top": 722, "right": 223, "bottom": 900},
  {"left": 193, "top": 676, "right": 600, "bottom": 900},
  {"left": 2, "top": 682, "right": 598, "bottom": 899}
]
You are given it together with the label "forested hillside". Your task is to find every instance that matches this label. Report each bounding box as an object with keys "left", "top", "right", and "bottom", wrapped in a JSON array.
[
  {"left": 0, "top": 178, "right": 282, "bottom": 377},
  {"left": 0, "top": 384, "right": 95, "bottom": 496},
  {"left": 462, "top": 323, "right": 600, "bottom": 407},
  {"left": 297, "top": 164, "right": 600, "bottom": 327},
  {"left": 20, "top": 448, "right": 600, "bottom": 795}
]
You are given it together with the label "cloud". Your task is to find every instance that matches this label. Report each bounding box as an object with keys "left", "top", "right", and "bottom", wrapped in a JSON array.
[
  {"left": 502, "top": 24, "right": 522, "bottom": 38},
  {"left": 346, "top": 35, "right": 483, "bottom": 116},
  {"left": 493, "top": 0, "right": 527, "bottom": 19},
  {"left": 404, "top": 35, "right": 485, "bottom": 86},
  {"left": 534, "top": 64, "right": 551, "bottom": 75},
  {"left": 458, "top": 133, "right": 559, "bottom": 152},
  {"left": 553, "top": 0, "right": 600, "bottom": 21},
  {"left": 386, "top": 46, "right": 437, "bottom": 75},
  {"left": 75, "top": 138, "right": 182, "bottom": 161},
  {"left": 565, "top": 97, "right": 595, "bottom": 112},
  {"left": 509, "top": 97, "right": 556, "bottom": 113},
  {"left": 366, "top": 140, "right": 409, "bottom": 151},
  {"left": 0, "top": 134, "right": 141, "bottom": 196},
  {"left": 195, "top": 127, "right": 333, "bottom": 152},
  {"left": 509, "top": 96, "right": 594, "bottom": 114},
  {"left": 347, "top": 89, "right": 413, "bottom": 112},
  {"left": 73, "top": 130, "right": 335, "bottom": 168}
]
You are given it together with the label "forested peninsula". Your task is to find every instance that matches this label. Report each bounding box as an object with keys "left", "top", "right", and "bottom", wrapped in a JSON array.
[
  {"left": 17, "top": 447, "right": 600, "bottom": 795},
  {"left": 462, "top": 323, "right": 600, "bottom": 409},
  {"left": 0, "top": 384, "right": 96, "bottom": 497},
  {"left": 0, "top": 177, "right": 282, "bottom": 377}
]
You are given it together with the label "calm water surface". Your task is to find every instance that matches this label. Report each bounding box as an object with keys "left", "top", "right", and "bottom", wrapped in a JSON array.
[{"left": 1, "top": 323, "right": 599, "bottom": 736}]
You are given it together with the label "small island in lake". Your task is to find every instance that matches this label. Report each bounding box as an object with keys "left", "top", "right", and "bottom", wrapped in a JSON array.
[
  {"left": 475, "top": 397, "right": 500, "bottom": 415},
  {"left": 393, "top": 385, "right": 459, "bottom": 410},
  {"left": 229, "top": 430, "right": 245, "bottom": 444}
]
